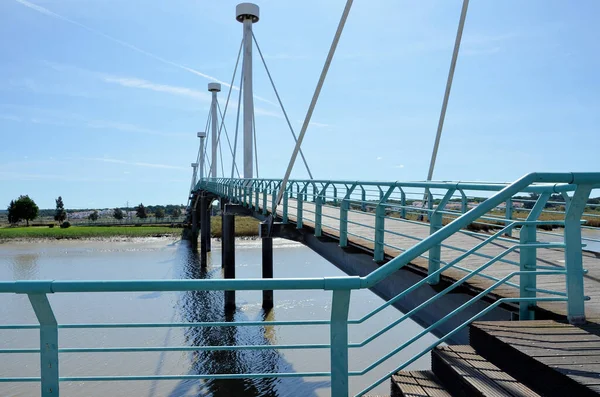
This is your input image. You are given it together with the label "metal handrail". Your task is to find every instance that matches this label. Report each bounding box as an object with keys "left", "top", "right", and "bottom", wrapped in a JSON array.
[{"left": 2, "top": 172, "right": 599, "bottom": 396}]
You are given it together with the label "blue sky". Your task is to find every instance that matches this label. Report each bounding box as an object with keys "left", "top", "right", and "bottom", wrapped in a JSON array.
[{"left": 1, "top": 0, "right": 599, "bottom": 209}]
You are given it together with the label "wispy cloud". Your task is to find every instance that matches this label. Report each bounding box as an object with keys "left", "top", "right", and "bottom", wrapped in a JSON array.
[
  {"left": 102, "top": 76, "right": 211, "bottom": 102},
  {"left": 0, "top": 170, "right": 125, "bottom": 182},
  {"left": 6, "top": 77, "right": 93, "bottom": 98},
  {"left": 0, "top": 104, "right": 186, "bottom": 138},
  {"left": 15, "top": 0, "right": 277, "bottom": 107},
  {"left": 0, "top": 114, "right": 22, "bottom": 122},
  {"left": 394, "top": 164, "right": 405, "bottom": 169},
  {"left": 85, "top": 157, "right": 186, "bottom": 170},
  {"left": 376, "top": 156, "right": 383, "bottom": 161}
]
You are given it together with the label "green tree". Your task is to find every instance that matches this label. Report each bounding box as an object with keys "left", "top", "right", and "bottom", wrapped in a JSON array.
[
  {"left": 54, "top": 196, "right": 67, "bottom": 224},
  {"left": 88, "top": 210, "right": 99, "bottom": 222},
  {"left": 7, "top": 200, "right": 18, "bottom": 224},
  {"left": 155, "top": 207, "right": 165, "bottom": 220},
  {"left": 14, "top": 195, "right": 39, "bottom": 226},
  {"left": 113, "top": 208, "right": 124, "bottom": 220},
  {"left": 171, "top": 207, "right": 182, "bottom": 218},
  {"left": 136, "top": 203, "right": 147, "bottom": 219}
]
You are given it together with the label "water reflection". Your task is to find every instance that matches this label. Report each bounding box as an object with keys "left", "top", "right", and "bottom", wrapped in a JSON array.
[
  {"left": 11, "top": 253, "right": 39, "bottom": 280},
  {"left": 172, "top": 245, "right": 328, "bottom": 397}
]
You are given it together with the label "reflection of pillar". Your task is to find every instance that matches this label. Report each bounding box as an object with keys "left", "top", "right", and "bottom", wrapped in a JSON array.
[
  {"left": 223, "top": 212, "right": 236, "bottom": 310},
  {"left": 262, "top": 237, "right": 273, "bottom": 309}
]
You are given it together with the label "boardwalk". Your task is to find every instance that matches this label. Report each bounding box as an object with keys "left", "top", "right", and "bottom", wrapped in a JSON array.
[{"left": 259, "top": 195, "right": 600, "bottom": 319}]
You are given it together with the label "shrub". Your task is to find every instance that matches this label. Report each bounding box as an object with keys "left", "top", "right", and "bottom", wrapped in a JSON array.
[
  {"left": 60, "top": 221, "right": 71, "bottom": 229},
  {"left": 586, "top": 219, "right": 600, "bottom": 228},
  {"left": 48, "top": 224, "right": 55, "bottom": 228}
]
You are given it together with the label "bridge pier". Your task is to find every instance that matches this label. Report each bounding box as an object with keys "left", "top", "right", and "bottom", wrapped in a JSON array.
[
  {"left": 190, "top": 195, "right": 200, "bottom": 249},
  {"left": 262, "top": 236, "right": 273, "bottom": 309},
  {"left": 199, "top": 194, "right": 211, "bottom": 267},
  {"left": 222, "top": 211, "right": 236, "bottom": 310}
]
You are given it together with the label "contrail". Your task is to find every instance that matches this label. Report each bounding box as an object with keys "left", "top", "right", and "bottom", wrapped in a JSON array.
[{"left": 14, "top": 0, "right": 277, "bottom": 107}]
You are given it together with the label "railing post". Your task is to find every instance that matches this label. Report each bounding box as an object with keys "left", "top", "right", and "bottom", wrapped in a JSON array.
[
  {"left": 564, "top": 185, "right": 592, "bottom": 324},
  {"left": 271, "top": 188, "right": 278, "bottom": 214},
  {"left": 255, "top": 184, "right": 260, "bottom": 210},
  {"left": 361, "top": 187, "right": 366, "bottom": 212},
  {"left": 374, "top": 187, "right": 395, "bottom": 263},
  {"left": 428, "top": 189, "right": 455, "bottom": 285},
  {"left": 460, "top": 189, "right": 468, "bottom": 214},
  {"left": 262, "top": 183, "right": 268, "bottom": 215},
  {"left": 297, "top": 187, "right": 304, "bottom": 229},
  {"left": 330, "top": 289, "right": 351, "bottom": 397},
  {"left": 315, "top": 183, "right": 329, "bottom": 237},
  {"left": 505, "top": 198, "right": 513, "bottom": 237},
  {"left": 339, "top": 184, "right": 357, "bottom": 248},
  {"left": 340, "top": 198, "right": 349, "bottom": 247},
  {"left": 28, "top": 294, "right": 59, "bottom": 397},
  {"left": 519, "top": 192, "right": 550, "bottom": 320},
  {"left": 400, "top": 188, "right": 406, "bottom": 219},
  {"left": 283, "top": 190, "right": 289, "bottom": 223}
]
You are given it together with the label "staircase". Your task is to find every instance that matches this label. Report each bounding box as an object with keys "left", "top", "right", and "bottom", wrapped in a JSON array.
[{"left": 390, "top": 320, "right": 600, "bottom": 397}]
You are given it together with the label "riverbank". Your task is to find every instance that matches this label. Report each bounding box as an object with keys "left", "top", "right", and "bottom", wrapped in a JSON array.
[{"left": 0, "top": 217, "right": 260, "bottom": 241}]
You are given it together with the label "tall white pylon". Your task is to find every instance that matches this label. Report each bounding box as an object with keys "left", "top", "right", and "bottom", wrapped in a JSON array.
[
  {"left": 208, "top": 83, "right": 221, "bottom": 178},
  {"left": 197, "top": 131, "right": 206, "bottom": 181},
  {"left": 190, "top": 162, "right": 198, "bottom": 192},
  {"left": 236, "top": 3, "right": 259, "bottom": 179}
]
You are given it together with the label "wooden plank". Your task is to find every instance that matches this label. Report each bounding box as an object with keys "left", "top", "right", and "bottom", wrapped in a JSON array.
[
  {"left": 434, "top": 345, "right": 541, "bottom": 396},
  {"left": 472, "top": 320, "right": 600, "bottom": 393},
  {"left": 391, "top": 371, "right": 451, "bottom": 397}
]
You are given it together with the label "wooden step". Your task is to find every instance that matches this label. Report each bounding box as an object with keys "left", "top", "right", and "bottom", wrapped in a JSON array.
[
  {"left": 390, "top": 370, "right": 452, "bottom": 397},
  {"left": 470, "top": 320, "right": 600, "bottom": 397},
  {"left": 432, "top": 345, "right": 541, "bottom": 397}
]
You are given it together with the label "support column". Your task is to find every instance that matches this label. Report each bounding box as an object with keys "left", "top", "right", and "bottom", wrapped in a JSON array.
[
  {"left": 223, "top": 212, "right": 236, "bottom": 310},
  {"left": 197, "top": 131, "right": 206, "bottom": 182},
  {"left": 208, "top": 83, "right": 221, "bottom": 178},
  {"left": 191, "top": 195, "right": 199, "bottom": 249},
  {"left": 200, "top": 194, "right": 209, "bottom": 267},
  {"left": 236, "top": 3, "right": 259, "bottom": 179},
  {"left": 262, "top": 237, "right": 273, "bottom": 309}
]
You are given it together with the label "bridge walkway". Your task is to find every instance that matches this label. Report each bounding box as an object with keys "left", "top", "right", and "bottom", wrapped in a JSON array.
[{"left": 251, "top": 194, "right": 600, "bottom": 319}]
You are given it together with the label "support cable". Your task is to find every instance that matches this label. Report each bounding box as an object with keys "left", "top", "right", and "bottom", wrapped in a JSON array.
[
  {"left": 426, "top": 0, "right": 469, "bottom": 182},
  {"left": 420, "top": 0, "right": 469, "bottom": 216},
  {"left": 218, "top": 135, "right": 225, "bottom": 178},
  {"left": 271, "top": 0, "right": 354, "bottom": 219},
  {"left": 209, "top": 39, "right": 243, "bottom": 179},
  {"left": 217, "top": 102, "right": 241, "bottom": 177},
  {"left": 252, "top": 32, "right": 313, "bottom": 179}
]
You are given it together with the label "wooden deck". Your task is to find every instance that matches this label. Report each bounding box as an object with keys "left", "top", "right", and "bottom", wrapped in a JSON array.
[
  {"left": 470, "top": 320, "right": 600, "bottom": 396},
  {"left": 257, "top": 196, "right": 600, "bottom": 319}
]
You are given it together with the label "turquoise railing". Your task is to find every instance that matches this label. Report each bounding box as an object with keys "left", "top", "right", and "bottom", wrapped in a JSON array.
[{"left": 2, "top": 172, "right": 599, "bottom": 396}]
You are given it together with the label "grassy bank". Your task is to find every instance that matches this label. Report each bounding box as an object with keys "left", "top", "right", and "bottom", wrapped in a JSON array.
[
  {"left": 0, "top": 217, "right": 261, "bottom": 241},
  {"left": 0, "top": 226, "right": 179, "bottom": 240}
]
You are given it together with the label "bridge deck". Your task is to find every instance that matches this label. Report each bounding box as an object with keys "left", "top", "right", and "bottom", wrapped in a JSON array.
[{"left": 258, "top": 196, "right": 600, "bottom": 319}]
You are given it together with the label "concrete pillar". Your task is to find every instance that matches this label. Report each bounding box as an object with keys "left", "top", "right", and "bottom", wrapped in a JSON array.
[
  {"left": 236, "top": 3, "right": 259, "bottom": 179},
  {"left": 262, "top": 237, "right": 273, "bottom": 310},
  {"left": 200, "top": 195, "right": 209, "bottom": 267},
  {"left": 191, "top": 198, "right": 199, "bottom": 249},
  {"left": 223, "top": 212, "right": 236, "bottom": 310}
]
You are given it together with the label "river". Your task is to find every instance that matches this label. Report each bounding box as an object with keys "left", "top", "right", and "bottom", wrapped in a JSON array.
[{"left": 0, "top": 238, "right": 436, "bottom": 397}]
